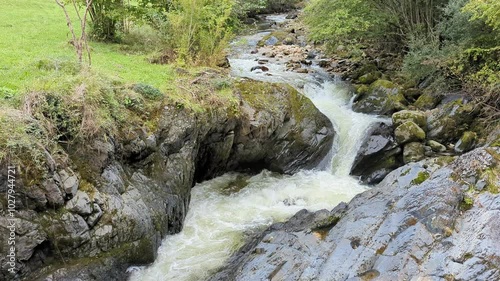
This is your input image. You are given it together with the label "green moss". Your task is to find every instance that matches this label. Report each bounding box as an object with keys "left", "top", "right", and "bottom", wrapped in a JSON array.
[
  {"left": 481, "top": 168, "right": 499, "bottom": 193},
  {"left": 459, "top": 195, "right": 474, "bottom": 211},
  {"left": 371, "top": 79, "right": 396, "bottom": 89},
  {"left": 491, "top": 137, "right": 500, "bottom": 147},
  {"left": 395, "top": 121, "right": 426, "bottom": 144},
  {"left": 455, "top": 131, "right": 477, "bottom": 153},
  {"left": 392, "top": 110, "right": 427, "bottom": 128},
  {"left": 434, "top": 156, "right": 456, "bottom": 166},
  {"left": 235, "top": 80, "right": 286, "bottom": 113},
  {"left": 411, "top": 171, "right": 430, "bottom": 185},
  {"left": 414, "top": 92, "right": 439, "bottom": 110},
  {"left": 357, "top": 71, "right": 382, "bottom": 84},
  {"left": 355, "top": 84, "right": 370, "bottom": 96}
]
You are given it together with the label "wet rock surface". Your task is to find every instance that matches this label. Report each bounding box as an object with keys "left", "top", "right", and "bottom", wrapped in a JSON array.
[
  {"left": 0, "top": 81, "right": 334, "bottom": 281},
  {"left": 211, "top": 147, "right": 500, "bottom": 281},
  {"left": 350, "top": 122, "right": 402, "bottom": 184},
  {"left": 352, "top": 79, "right": 407, "bottom": 115}
]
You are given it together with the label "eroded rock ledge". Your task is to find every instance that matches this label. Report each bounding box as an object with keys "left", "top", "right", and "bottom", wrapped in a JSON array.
[
  {"left": 0, "top": 80, "right": 334, "bottom": 281},
  {"left": 211, "top": 147, "right": 500, "bottom": 281}
]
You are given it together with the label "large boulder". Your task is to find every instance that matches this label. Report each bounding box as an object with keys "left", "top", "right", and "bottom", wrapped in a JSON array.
[
  {"left": 392, "top": 110, "right": 427, "bottom": 129},
  {"left": 427, "top": 97, "right": 478, "bottom": 143},
  {"left": 211, "top": 147, "right": 500, "bottom": 281},
  {"left": 455, "top": 131, "right": 477, "bottom": 153},
  {"left": 350, "top": 122, "right": 403, "bottom": 184},
  {"left": 403, "top": 142, "right": 425, "bottom": 163},
  {"left": 352, "top": 79, "right": 407, "bottom": 115},
  {"left": 394, "top": 121, "right": 426, "bottom": 144},
  {"left": 195, "top": 80, "right": 335, "bottom": 181}
]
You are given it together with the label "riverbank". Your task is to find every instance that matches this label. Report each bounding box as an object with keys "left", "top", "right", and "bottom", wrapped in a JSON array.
[
  {"left": 0, "top": 72, "right": 335, "bottom": 280},
  {"left": 208, "top": 10, "right": 500, "bottom": 280}
]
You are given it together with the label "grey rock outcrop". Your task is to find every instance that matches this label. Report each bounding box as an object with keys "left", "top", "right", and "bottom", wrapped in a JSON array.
[
  {"left": 0, "top": 80, "right": 334, "bottom": 281},
  {"left": 352, "top": 80, "right": 407, "bottom": 115},
  {"left": 350, "top": 122, "right": 402, "bottom": 184},
  {"left": 211, "top": 147, "right": 500, "bottom": 281}
]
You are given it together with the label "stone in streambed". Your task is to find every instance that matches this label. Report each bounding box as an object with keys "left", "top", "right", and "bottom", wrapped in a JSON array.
[
  {"left": 395, "top": 121, "right": 426, "bottom": 145},
  {"left": 403, "top": 142, "right": 425, "bottom": 163},
  {"left": 455, "top": 131, "right": 477, "bottom": 153},
  {"left": 352, "top": 79, "right": 407, "bottom": 115},
  {"left": 392, "top": 110, "right": 427, "bottom": 129},
  {"left": 427, "top": 98, "right": 478, "bottom": 143},
  {"left": 351, "top": 122, "right": 403, "bottom": 184},
  {"left": 427, "top": 140, "right": 447, "bottom": 152}
]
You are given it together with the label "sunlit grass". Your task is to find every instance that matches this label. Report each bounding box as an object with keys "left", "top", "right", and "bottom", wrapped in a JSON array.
[{"left": 0, "top": 0, "right": 173, "bottom": 92}]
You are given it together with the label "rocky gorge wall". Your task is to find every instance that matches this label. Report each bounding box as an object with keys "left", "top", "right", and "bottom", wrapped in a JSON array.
[
  {"left": 0, "top": 80, "right": 334, "bottom": 281},
  {"left": 210, "top": 147, "right": 500, "bottom": 281}
]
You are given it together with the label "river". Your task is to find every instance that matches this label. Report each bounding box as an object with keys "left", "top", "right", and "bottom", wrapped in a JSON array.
[{"left": 130, "top": 15, "right": 385, "bottom": 281}]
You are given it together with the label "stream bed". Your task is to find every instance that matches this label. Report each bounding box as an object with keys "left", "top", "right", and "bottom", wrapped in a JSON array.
[{"left": 130, "top": 15, "right": 386, "bottom": 281}]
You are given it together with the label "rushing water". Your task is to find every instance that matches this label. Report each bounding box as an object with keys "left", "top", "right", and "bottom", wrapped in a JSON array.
[{"left": 130, "top": 16, "right": 384, "bottom": 281}]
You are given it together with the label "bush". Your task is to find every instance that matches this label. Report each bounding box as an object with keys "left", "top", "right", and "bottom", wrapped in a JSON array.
[
  {"left": 463, "top": 0, "right": 500, "bottom": 30},
  {"left": 132, "top": 83, "right": 163, "bottom": 99},
  {"left": 164, "top": 0, "right": 237, "bottom": 65},
  {"left": 304, "top": 0, "right": 384, "bottom": 49}
]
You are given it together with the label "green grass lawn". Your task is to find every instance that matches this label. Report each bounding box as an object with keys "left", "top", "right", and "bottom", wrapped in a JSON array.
[{"left": 0, "top": 0, "right": 174, "bottom": 92}]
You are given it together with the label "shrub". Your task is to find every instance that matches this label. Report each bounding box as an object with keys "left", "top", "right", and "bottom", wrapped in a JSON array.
[
  {"left": 165, "top": 0, "right": 236, "bottom": 65},
  {"left": 132, "top": 83, "right": 163, "bottom": 99},
  {"left": 304, "top": 0, "right": 384, "bottom": 49}
]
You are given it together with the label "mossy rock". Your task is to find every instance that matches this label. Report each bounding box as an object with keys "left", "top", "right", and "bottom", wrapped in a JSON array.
[
  {"left": 395, "top": 121, "right": 426, "bottom": 145},
  {"left": 257, "top": 31, "right": 289, "bottom": 47},
  {"left": 402, "top": 88, "right": 422, "bottom": 101},
  {"left": 352, "top": 79, "right": 407, "bottom": 115},
  {"left": 349, "top": 63, "right": 378, "bottom": 80},
  {"left": 392, "top": 110, "right": 427, "bottom": 130},
  {"left": 455, "top": 131, "right": 477, "bottom": 153},
  {"left": 357, "top": 71, "right": 382, "bottom": 84},
  {"left": 427, "top": 98, "right": 479, "bottom": 143},
  {"left": 354, "top": 84, "right": 370, "bottom": 97},
  {"left": 414, "top": 92, "right": 440, "bottom": 110},
  {"left": 411, "top": 171, "right": 430, "bottom": 185},
  {"left": 403, "top": 142, "right": 425, "bottom": 163},
  {"left": 427, "top": 140, "right": 447, "bottom": 152}
]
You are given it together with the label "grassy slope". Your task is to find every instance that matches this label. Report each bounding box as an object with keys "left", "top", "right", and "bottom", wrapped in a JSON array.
[
  {"left": 0, "top": 0, "right": 241, "bottom": 168},
  {"left": 0, "top": 0, "right": 174, "bottom": 91}
]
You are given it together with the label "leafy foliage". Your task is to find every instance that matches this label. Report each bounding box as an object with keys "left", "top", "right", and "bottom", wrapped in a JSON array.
[
  {"left": 304, "top": 0, "right": 384, "bottom": 48},
  {"left": 463, "top": 0, "right": 500, "bottom": 30}
]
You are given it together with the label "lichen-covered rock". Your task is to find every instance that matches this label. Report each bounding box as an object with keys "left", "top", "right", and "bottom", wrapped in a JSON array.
[
  {"left": 59, "top": 170, "right": 79, "bottom": 197},
  {"left": 427, "top": 98, "right": 478, "bottom": 143},
  {"left": 65, "top": 191, "right": 92, "bottom": 216},
  {"left": 350, "top": 122, "right": 402, "bottom": 184},
  {"left": 403, "top": 142, "right": 425, "bottom": 163},
  {"left": 427, "top": 140, "right": 447, "bottom": 152},
  {"left": 352, "top": 79, "right": 407, "bottom": 115},
  {"left": 357, "top": 71, "right": 382, "bottom": 84},
  {"left": 212, "top": 148, "right": 500, "bottom": 281},
  {"left": 392, "top": 110, "right": 427, "bottom": 129},
  {"left": 455, "top": 131, "right": 477, "bottom": 153},
  {"left": 394, "top": 121, "right": 426, "bottom": 144},
  {"left": 414, "top": 91, "right": 441, "bottom": 110}
]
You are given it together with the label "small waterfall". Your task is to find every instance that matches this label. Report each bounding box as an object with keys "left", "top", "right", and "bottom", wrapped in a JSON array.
[{"left": 130, "top": 16, "right": 383, "bottom": 281}]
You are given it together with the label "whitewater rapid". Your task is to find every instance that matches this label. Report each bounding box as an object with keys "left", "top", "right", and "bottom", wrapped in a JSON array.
[{"left": 130, "top": 17, "right": 385, "bottom": 281}]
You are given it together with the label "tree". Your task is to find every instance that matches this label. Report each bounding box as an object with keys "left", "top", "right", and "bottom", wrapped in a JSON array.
[
  {"left": 463, "top": 0, "right": 500, "bottom": 30},
  {"left": 85, "top": 0, "right": 127, "bottom": 41},
  {"left": 55, "top": 0, "right": 93, "bottom": 66}
]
